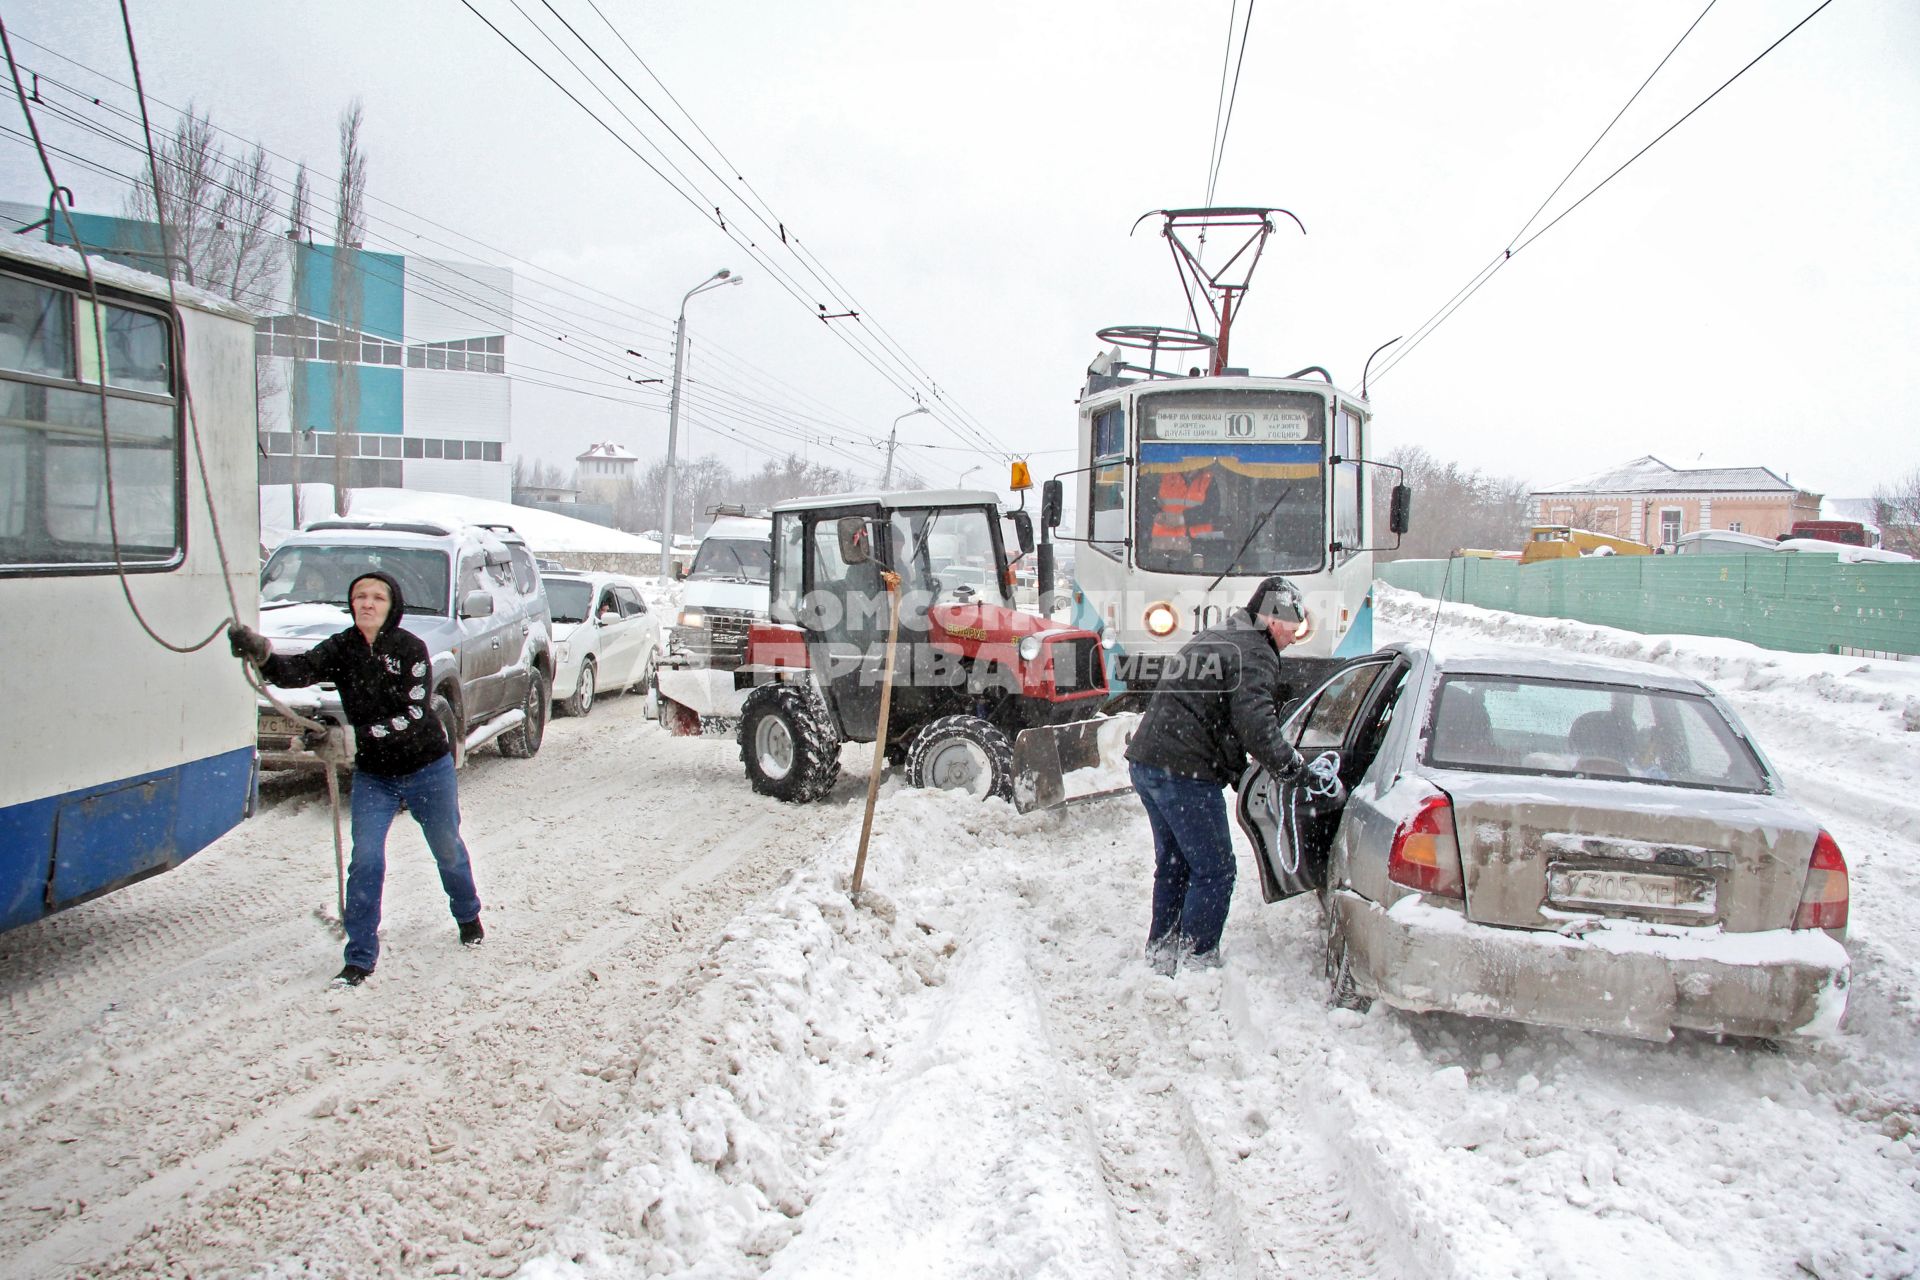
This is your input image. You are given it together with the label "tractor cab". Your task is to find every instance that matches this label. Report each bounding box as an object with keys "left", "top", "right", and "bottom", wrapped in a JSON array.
[{"left": 736, "top": 489, "right": 1120, "bottom": 806}]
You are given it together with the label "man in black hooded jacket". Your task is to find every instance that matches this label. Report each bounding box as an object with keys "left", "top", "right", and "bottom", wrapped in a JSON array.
[
  {"left": 1124, "top": 575, "right": 1313, "bottom": 973},
  {"left": 229, "top": 570, "right": 484, "bottom": 987}
]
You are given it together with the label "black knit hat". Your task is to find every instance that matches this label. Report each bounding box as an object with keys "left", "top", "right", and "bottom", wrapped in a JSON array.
[{"left": 1246, "top": 575, "right": 1306, "bottom": 624}]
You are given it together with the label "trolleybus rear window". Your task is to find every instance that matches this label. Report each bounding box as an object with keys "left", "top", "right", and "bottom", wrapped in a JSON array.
[
  {"left": 0, "top": 271, "right": 180, "bottom": 572},
  {"left": 1135, "top": 389, "right": 1326, "bottom": 576}
]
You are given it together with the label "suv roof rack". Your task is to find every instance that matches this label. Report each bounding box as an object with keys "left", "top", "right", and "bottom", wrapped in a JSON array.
[
  {"left": 304, "top": 518, "right": 456, "bottom": 538},
  {"left": 469, "top": 521, "right": 525, "bottom": 538}
]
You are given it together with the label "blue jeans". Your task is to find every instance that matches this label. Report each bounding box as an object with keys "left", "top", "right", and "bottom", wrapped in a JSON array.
[
  {"left": 345, "top": 753, "right": 481, "bottom": 970},
  {"left": 1130, "top": 762, "right": 1235, "bottom": 959}
]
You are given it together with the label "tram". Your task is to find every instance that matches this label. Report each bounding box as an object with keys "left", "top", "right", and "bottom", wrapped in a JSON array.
[
  {"left": 1037, "top": 208, "right": 1409, "bottom": 698},
  {"left": 0, "top": 233, "right": 260, "bottom": 935}
]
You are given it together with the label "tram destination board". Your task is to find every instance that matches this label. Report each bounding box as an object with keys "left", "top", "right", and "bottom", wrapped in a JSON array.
[{"left": 1147, "top": 407, "right": 1313, "bottom": 442}]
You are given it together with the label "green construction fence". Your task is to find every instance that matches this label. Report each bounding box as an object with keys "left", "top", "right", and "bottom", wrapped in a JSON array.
[{"left": 1375, "top": 554, "right": 1920, "bottom": 658}]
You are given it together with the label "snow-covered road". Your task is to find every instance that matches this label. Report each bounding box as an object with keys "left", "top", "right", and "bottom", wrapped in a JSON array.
[{"left": 3, "top": 592, "right": 1917, "bottom": 1278}]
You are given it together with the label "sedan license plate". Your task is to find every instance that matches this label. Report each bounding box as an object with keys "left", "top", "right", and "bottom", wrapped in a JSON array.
[{"left": 1548, "top": 865, "right": 1716, "bottom": 917}]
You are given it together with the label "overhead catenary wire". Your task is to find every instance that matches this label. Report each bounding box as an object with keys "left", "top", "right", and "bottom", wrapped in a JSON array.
[
  {"left": 1203, "top": 0, "right": 1255, "bottom": 209},
  {"left": 7, "top": 44, "right": 930, "bottom": 460},
  {"left": 15, "top": 25, "right": 1026, "bottom": 477},
  {"left": 0, "top": 108, "right": 917, "bottom": 474},
  {"left": 456, "top": 0, "right": 1013, "bottom": 462},
  {"left": 1367, "top": 0, "right": 1835, "bottom": 389},
  {"left": 559, "top": 0, "right": 1009, "bottom": 458}
]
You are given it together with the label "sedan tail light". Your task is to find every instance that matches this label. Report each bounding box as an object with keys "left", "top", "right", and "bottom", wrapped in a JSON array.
[
  {"left": 1792, "top": 831, "right": 1849, "bottom": 931},
  {"left": 1387, "top": 792, "right": 1465, "bottom": 899}
]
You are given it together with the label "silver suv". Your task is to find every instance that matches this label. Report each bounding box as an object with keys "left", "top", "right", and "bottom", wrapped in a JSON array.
[{"left": 254, "top": 518, "right": 554, "bottom": 768}]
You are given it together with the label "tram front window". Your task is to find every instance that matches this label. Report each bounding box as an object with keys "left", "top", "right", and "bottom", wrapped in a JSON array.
[
  {"left": 1135, "top": 389, "right": 1329, "bottom": 577},
  {"left": 260, "top": 545, "right": 452, "bottom": 617}
]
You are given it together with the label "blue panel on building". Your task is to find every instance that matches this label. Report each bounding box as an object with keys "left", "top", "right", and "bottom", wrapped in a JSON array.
[
  {"left": 48, "top": 211, "right": 173, "bottom": 278},
  {"left": 297, "top": 361, "right": 404, "bottom": 435},
  {"left": 296, "top": 243, "right": 404, "bottom": 341}
]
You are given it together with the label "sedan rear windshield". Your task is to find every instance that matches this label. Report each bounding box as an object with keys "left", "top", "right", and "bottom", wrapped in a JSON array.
[
  {"left": 545, "top": 578, "right": 593, "bottom": 623},
  {"left": 260, "top": 545, "right": 452, "bottom": 617},
  {"left": 1425, "top": 675, "right": 1769, "bottom": 793}
]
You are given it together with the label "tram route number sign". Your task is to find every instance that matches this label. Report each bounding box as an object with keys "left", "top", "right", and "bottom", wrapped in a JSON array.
[{"left": 1150, "top": 407, "right": 1312, "bottom": 442}]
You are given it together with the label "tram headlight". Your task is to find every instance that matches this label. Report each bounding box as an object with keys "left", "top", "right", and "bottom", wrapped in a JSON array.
[
  {"left": 1143, "top": 601, "right": 1179, "bottom": 637},
  {"left": 1017, "top": 635, "right": 1044, "bottom": 662}
]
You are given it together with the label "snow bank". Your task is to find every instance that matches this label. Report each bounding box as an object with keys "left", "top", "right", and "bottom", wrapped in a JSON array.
[{"left": 520, "top": 590, "right": 1919, "bottom": 1279}]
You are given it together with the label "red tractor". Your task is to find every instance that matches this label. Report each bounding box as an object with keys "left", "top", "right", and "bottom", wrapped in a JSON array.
[{"left": 734, "top": 489, "right": 1121, "bottom": 807}]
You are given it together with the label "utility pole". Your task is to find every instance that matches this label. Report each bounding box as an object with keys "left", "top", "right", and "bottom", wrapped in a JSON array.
[
  {"left": 882, "top": 405, "right": 929, "bottom": 488},
  {"left": 660, "top": 269, "right": 741, "bottom": 578}
]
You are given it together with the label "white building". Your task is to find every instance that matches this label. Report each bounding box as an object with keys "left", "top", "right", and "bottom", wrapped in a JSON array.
[{"left": 576, "top": 441, "right": 640, "bottom": 503}]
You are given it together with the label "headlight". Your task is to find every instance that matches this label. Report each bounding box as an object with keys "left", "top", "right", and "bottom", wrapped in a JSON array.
[
  {"left": 677, "top": 610, "right": 705, "bottom": 629},
  {"left": 1017, "top": 635, "right": 1044, "bottom": 662},
  {"left": 1143, "top": 601, "right": 1179, "bottom": 637}
]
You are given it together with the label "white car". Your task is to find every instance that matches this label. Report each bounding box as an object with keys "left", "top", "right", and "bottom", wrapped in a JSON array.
[{"left": 542, "top": 571, "right": 661, "bottom": 716}]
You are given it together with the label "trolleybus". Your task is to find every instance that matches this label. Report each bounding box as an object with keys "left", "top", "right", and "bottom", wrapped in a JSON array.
[{"left": 0, "top": 232, "right": 260, "bottom": 935}]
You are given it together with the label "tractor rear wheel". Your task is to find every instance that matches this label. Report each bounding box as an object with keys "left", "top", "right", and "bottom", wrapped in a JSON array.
[
  {"left": 905, "top": 715, "right": 1015, "bottom": 801},
  {"left": 738, "top": 684, "right": 841, "bottom": 802}
]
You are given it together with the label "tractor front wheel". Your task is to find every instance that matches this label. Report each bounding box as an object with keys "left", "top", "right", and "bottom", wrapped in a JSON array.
[
  {"left": 905, "top": 715, "right": 1015, "bottom": 802},
  {"left": 738, "top": 684, "right": 841, "bottom": 802}
]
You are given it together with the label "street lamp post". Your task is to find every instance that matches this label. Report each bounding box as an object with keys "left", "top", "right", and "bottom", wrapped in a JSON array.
[
  {"left": 882, "top": 405, "right": 930, "bottom": 489},
  {"left": 661, "top": 269, "right": 743, "bottom": 578}
]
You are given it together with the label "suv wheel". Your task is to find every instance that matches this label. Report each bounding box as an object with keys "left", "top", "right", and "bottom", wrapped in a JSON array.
[
  {"left": 738, "top": 684, "right": 840, "bottom": 802},
  {"left": 499, "top": 670, "right": 549, "bottom": 758},
  {"left": 433, "top": 692, "right": 463, "bottom": 768},
  {"left": 905, "top": 715, "right": 1015, "bottom": 801},
  {"left": 565, "top": 658, "right": 597, "bottom": 717}
]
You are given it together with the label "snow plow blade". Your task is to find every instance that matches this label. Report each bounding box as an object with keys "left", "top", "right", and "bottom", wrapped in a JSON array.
[{"left": 1011, "top": 713, "right": 1140, "bottom": 813}]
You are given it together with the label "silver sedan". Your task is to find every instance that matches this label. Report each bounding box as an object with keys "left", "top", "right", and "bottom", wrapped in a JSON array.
[{"left": 1236, "top": 643, "right": 1851, "bottom": 1042}]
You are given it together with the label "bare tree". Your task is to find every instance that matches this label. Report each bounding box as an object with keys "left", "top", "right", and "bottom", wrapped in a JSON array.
[
  {"left": 287, "top": 162, "right": 312, "bottom": 244},
  {"left": 122, "top": 105, "right": 285, "bottom": 309},
  {"left": 1372, "top": 446, "right": 1534, "bottom": 561},
  {"left": 330, "top": 100, "right": 368, "bottom": 517},
  {"left": 286, "top": 162, "right": 312, "bottom": 529},
  {"left": 1872, "top": 466, "right": 1920, "bottom": 556}
]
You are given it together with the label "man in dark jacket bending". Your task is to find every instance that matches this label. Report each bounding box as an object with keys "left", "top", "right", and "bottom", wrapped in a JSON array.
[
  {"left": 229, "top": 570, "right": 484, "bottom": 987},
  {"left": 1124, "top": 575, "right": 1311, "bottom": 973}
]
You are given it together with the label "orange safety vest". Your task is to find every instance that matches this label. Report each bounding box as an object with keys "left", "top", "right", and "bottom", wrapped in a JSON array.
[{"left": 1152, "top": 470, "right": 1216, "bottom": 539}]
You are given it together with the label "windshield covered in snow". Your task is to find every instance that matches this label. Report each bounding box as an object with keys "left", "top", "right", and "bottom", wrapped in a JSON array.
[
  {"left": 1133, "top": 388, "right": 1327, "bottom": 577},
  {"left": 689, "top": 537, "right": 770, "bottom": 583},
  {"left": 544, "top": 578, "right": 594, "bottom": 623},
  {"left": 1425, "top": 675, "right": 1769, "bottom": 792},
  {"left": 259, "top": 545, "right": 452, "bottom": 617}
]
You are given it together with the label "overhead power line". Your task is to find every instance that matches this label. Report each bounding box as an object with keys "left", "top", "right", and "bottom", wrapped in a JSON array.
[
  {"left": 1368, "top": 0, "right": 1834, "bottom": 389},
  {"left": 6, "top": 33, "right": 973, "bottom": 456},
  {"left": 455, "top": 0, "right": 1013, "bottom": 461}
]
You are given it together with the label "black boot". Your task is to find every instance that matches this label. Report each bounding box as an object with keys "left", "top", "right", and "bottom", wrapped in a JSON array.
[
  {"left": 458, "top": 917, "right": 485, "bottom": 947},
  {"left": 333, "top": 964, "right": 372, "bottom": 987}
]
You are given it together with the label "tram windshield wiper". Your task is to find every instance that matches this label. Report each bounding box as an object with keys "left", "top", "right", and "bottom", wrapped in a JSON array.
[{"left": 1207, "top": 484, "right": 1293, "bottom": 591}]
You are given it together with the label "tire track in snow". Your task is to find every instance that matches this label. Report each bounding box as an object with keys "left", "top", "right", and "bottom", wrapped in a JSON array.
[
  {"left": 1014, "top": 806, "right": 1395, "bottom": 1280},
  {"left": 0, "top": 700, "right": 853, "bottom": 1279}
]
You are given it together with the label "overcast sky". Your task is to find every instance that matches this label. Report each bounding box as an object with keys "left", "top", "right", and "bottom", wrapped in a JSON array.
[{"left": 5, "top": 0, "right": 1915, "bottom": 501}]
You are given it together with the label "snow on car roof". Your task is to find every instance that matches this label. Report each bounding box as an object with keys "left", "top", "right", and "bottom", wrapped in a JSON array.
[
  {"left": 768, "top": 489, "right": 1001, "bottom": 513},
  {"left": 1390, "top": 639, "right": 1707, "bottom": 693}
]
